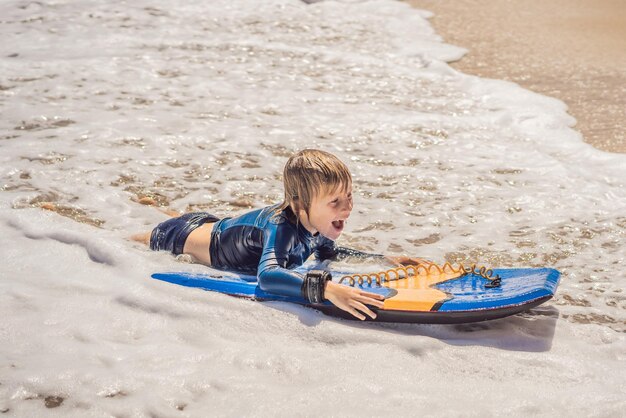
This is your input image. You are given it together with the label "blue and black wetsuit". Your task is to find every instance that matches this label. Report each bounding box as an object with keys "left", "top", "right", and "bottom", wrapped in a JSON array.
[{"left": 150, "top": 204, "right": 384, "bottom": 302}]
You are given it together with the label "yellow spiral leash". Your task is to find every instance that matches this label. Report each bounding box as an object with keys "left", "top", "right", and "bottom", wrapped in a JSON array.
[{"left": 338, "top": 261, "right": 502, "bottom": 288}]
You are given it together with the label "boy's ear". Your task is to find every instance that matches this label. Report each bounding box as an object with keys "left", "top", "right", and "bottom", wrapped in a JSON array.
[{"left": 291, "top": 200, "right": 309, "bottom": 218}]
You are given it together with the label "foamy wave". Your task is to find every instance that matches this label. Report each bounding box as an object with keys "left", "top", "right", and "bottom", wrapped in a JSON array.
[{"left": 1, "top": 0, "right": 624, "bottom": 415}]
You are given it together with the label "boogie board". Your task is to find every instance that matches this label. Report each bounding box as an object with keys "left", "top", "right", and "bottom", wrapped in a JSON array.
[{"left": 151, "top": 263, "right": 560, "bottom": 324}]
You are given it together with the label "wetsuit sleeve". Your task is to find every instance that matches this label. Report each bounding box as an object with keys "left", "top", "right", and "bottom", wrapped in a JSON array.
[
  {"left": 256, "top": 223, "right": 306, "bottom": 299},
  {"left": 315, "top": 236, "right": 386, "bottom": 262}
]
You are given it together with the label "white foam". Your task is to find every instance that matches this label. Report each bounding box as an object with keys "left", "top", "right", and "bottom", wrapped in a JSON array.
[{"left": 1, "top": 0, "right": 625, "bottom": 415}]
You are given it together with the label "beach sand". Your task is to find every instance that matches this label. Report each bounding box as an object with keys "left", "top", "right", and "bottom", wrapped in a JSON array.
[{"left": 406, "top": 0, "right": 626, "bottom": 153}]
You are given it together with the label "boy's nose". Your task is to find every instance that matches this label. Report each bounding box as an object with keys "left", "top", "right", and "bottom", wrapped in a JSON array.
[{"left": 342, "top": 198, "right": 353, "bottom": 215}]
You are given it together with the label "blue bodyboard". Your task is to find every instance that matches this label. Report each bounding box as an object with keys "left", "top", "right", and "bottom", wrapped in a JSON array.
[{"left": 151, "top": 266, "right": 560, "bottom": 324}]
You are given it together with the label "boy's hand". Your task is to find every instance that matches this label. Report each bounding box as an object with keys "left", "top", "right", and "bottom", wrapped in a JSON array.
[
  {"left": 324, "top": 281, "right": 385, "bottom": 321},
  {"left": 385, "top": 255, "right": 430, "bottom": 266}
]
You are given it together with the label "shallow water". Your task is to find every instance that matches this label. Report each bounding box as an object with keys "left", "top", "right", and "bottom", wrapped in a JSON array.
[
  {"left": 1, "top": 0, "right": 625, "bottom": 416},
  {"left": 408, "top": 0, "right": 626, "bottom": 153}
]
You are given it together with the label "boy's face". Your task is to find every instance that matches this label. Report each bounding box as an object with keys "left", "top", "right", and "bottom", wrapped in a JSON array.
[{"left": 306, "top": 183, "right": 353, "bottom": 241}]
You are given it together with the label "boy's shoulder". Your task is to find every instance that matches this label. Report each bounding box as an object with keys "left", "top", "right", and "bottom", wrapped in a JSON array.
[{"left": 257, "top": 204, "right": 296, "bottom": 228}]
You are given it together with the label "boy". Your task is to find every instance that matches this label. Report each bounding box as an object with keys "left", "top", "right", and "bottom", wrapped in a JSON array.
[{"left": 134, "top": 149, "right": 422, "bottom": 320}]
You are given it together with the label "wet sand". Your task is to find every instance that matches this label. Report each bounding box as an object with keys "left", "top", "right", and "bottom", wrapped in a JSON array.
[{"left": 406, "top": 0, "right": 626, "bottom": 153}]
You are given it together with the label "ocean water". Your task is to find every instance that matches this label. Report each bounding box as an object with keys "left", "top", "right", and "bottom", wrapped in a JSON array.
[{"left": 1, "top": 0, "right": 625, "bottom": 416}]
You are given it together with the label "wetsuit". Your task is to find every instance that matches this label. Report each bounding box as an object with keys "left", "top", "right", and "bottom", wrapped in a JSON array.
[{"left": 150, "top": 204, "right": 384, "bottom": 302}]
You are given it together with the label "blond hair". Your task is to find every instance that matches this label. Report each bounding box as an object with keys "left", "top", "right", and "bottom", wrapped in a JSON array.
[{"left": 278, "top": 149, "right": 352, "bottom": 217}]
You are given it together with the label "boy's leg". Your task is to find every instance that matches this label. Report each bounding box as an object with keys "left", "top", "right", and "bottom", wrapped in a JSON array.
[
  {"left": 159, "top": 208, "right": 182, "bottom": 217},
  {"left": 182, "top": 222, "right": 214, "bottom": 265},
  {"left": 131, "top": 232, "right": 151, "bottom": 245},
  {"left": 130, "top": 207, "right": 181, "bottom": 245},
  {"left": 136, "top": 212, "right": 219, "bottom": 266}
]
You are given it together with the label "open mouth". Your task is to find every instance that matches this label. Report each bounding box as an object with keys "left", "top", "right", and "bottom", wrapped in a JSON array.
[{"left": 331, "top": 219, "right": 345, "bottom": 231}]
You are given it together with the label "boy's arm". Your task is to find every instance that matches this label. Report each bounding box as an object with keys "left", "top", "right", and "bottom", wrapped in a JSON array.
[
  {"left": 315, "top": 236, "right": 428, "bottom": 266},
  {"left": 315, "top": 236, "right": 385, "bottom": 262},
  {"left": 256, "top": 225, "right": 306, "bottom": 299},
  {"left": 257, "top": 226, "right": 384, "bottom": 319},
  {"left": 335, "top": 246, "right": 386, "bottom": 261}
]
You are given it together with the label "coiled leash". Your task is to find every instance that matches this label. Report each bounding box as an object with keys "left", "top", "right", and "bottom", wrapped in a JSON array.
[{"left": 337, "top": 261, "right": 502, "bottom": 288}]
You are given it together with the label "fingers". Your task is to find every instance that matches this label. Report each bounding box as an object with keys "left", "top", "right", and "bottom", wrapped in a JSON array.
[
  {"left": 347, "top": 291, "right": 384, "bottom": 320},
  {"left": 326, "top": 283, "right": 387, "bottom": 321},
  {"left": 359, "top": 289, "right": 386, "bottom": 302},
  {"left": 352, "top": 300, "right": 377, "bottom": 320},
  {"left": 346, "top": 307, "right": 366, "bottom": 321},
  {"left": 344, "top": 300, "right": 376, "bottom": 321},
  {"left": 355, "top": 293, "right": 385, "bottom": 310},
  {"left": 331, "top": 294, "right": 383, "bottom": 321},
  {"left": 385, "top": 256, "right": 403, "bottom": 267},
  {"left": 398, "top": 257, "right": 418, "bottom": 265}
]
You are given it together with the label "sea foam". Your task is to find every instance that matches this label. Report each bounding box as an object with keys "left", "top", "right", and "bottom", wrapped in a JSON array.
[{"left": 1, "top": 0, "right": 624, "bottom": 416}]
